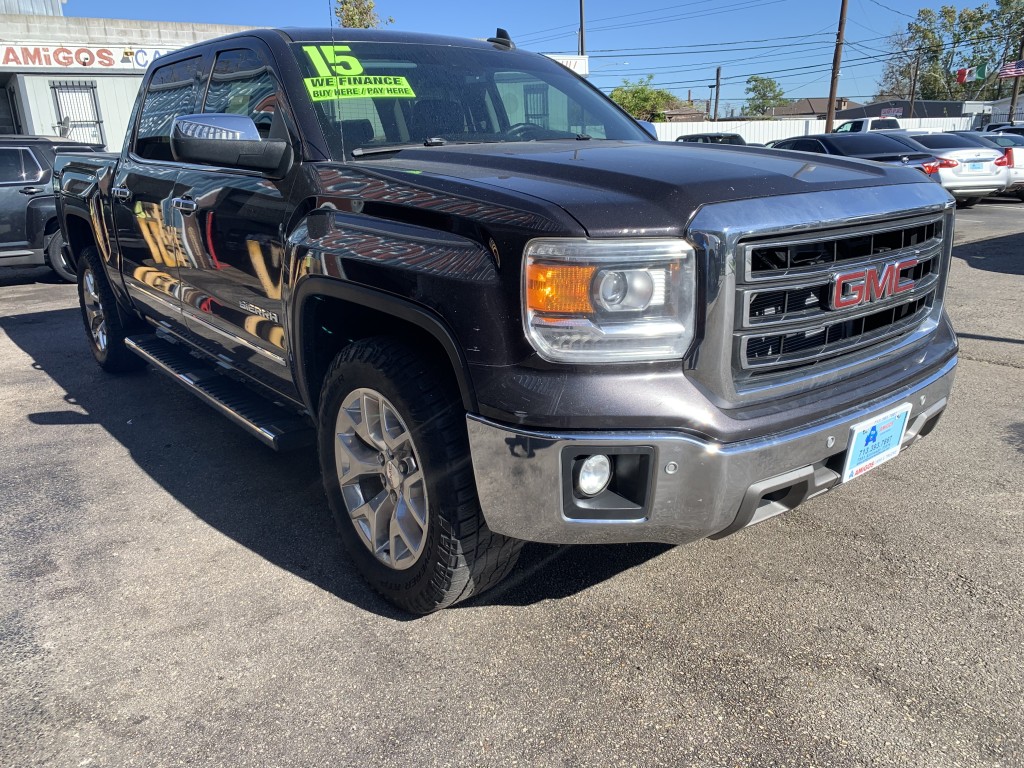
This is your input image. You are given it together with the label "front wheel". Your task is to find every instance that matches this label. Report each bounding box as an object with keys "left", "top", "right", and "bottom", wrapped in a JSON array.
[
  {"left": 318, "top": 338, "right": 523, "bottom": 614},
  {"left": 957, "top": 197, "right": 981, "bottom": 209}
]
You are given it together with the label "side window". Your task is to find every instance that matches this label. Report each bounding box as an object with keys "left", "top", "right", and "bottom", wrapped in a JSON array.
[
  {"left": 134, "top": 56, "right": 202, "bottom": 161},
  {"left": 0, "top": 147, "right": 44, "bottom": 184},
  {"left": 203, "top": 48, "right": 281, "bottom": 139}
]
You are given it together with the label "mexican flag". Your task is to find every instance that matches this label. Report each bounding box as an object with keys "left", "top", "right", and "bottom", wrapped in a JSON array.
[{"left": 956, "top": 63, "right": 990, "bottom": 83}]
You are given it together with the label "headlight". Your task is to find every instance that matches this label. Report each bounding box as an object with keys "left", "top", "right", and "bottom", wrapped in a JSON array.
[{"left": 522, "top": 238, "right": 696, "bottom": 363}]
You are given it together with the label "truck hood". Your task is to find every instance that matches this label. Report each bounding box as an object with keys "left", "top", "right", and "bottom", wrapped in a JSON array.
[{"left": 353, "top": 140, "right": 931, "bottom": 237}]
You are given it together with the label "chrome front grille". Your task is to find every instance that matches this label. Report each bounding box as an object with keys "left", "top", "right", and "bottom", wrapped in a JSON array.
[{"left": 734, "top": 215, "right": 945, "bottom": 379}]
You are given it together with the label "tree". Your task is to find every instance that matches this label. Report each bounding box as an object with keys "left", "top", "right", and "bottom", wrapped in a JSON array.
[
  {"left": 744, "top": 76, "right": 788, "bottom": 117},
  {"left": 335, "top": 0, "right": 393, "bottom": 28},
  {"left": 875, "top": 1, "right": 1024, "bottom": 102},
  {"left": 609, "top": 75, "right": 682, "bottom": 121}
]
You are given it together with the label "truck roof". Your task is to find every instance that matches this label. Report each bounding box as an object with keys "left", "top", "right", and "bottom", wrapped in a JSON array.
[{"left": 218, "top": 27, "right": 506, "bottom": 51}]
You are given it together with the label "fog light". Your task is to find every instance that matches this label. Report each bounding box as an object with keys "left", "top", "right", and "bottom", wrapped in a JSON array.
[{"left": 575, "top": 454, "right": 612, "bottom": 497}]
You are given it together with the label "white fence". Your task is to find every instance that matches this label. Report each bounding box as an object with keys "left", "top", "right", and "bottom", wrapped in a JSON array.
[{"left": 652, "top": 117, "right": 974, "bottom": 144}]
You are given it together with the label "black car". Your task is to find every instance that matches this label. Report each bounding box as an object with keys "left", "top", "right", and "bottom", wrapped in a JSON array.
[
  {"left": 768, "top": 132, "right": 939, "bottom": 176},
  {"left": 0, "top": 136, "right": 105, "bottom": 282}
]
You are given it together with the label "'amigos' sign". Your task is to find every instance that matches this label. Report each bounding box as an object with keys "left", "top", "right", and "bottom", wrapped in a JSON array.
[{"left": 0, "top": 44, "right": 172, "bottom": 71}]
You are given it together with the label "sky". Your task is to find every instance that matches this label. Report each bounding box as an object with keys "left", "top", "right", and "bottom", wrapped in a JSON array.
[{"left": 60, "top": 0, "right": 968, "bottom": 109}]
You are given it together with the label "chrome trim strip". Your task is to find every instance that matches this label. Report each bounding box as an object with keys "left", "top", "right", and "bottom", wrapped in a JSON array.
[{"left": 180, "top": 306, "right": 288, "bottom": 366}]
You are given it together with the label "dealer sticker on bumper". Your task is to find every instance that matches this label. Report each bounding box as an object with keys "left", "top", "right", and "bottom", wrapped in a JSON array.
[{"left": 842, "top": 402, "right": 913, "bottom": 482}]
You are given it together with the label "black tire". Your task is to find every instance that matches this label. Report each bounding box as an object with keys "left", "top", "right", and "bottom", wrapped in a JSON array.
[
  {"left": 1016, "top": 190, "right": 1024, "bottom": 203},
  {"left": 318, "top": 337, "right": 523, "bottom": 614},
  {"left": 77, "top": 245, "right": 147, "bottom": 373},
  {"left": 957, "top": 197, "right": 981, "bottom": 209},
  {"left": 45, "top": 230, "right": 77, "bottom": 283}
]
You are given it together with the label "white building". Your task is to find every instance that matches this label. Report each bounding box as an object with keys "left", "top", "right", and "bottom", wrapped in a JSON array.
[{"left": 1, "top": 0, "right": 250, "bottom": 149}]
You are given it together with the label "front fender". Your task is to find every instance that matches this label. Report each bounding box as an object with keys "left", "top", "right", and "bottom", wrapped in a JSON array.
[{"left": 290, "top": 275, "right": 478, "bottom": 414}]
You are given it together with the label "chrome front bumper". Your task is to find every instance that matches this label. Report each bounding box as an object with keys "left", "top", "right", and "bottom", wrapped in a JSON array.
[{"left": 467, "top": 356, "right": 956, "bottom": 545}]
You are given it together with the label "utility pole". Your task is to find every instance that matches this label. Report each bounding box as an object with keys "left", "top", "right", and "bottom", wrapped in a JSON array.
[
  {"left": 1008, "top": 29, "right": 1024, "bottom": 124},
  {"left": 713, "top": 66, "right": 721, "bottom": 121},
  {"left": 908, "top": 54, "right": 920, "bottom": 119},
  {"left": 825, "top": 0, "right": 850, "bottom": 132},
  {"left": 579, "top": 0, "right": 586, "bottom": 56}
]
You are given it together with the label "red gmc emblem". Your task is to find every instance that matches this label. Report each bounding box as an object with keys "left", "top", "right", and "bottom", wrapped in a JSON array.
[{"left": 831, "top": 258, "right": 918, "bottom": 310}]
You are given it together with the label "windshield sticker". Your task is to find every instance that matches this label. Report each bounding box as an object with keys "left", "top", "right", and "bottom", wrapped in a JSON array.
[
  {"left": 301, "top": 45, "right": 415, "bottom": 100},
  {"left": 304, "top": 75, "right": 416, "bottom": 101}
]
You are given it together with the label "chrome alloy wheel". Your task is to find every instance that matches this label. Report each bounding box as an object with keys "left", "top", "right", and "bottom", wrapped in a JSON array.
[
  {"left": 81, "top": 267, "right": 108, "bottom": 352},
  {"left": 334, "top": 388, "right": 429, "bottom": 570}
]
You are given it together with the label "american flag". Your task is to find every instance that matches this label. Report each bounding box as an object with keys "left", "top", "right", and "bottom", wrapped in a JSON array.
[{"left": 999, "top": 60, "right": 1024, "bottom": 79}]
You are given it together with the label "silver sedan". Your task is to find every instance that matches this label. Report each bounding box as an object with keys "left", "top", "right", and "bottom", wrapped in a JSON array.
[{"left": 886, "top": 132, "right": 1011, "bottom": 207}]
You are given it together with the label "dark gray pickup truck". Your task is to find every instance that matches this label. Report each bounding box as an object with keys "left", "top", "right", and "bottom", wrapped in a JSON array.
[{"left": 54, "top": 28, "right": 958, "bottom": 613}]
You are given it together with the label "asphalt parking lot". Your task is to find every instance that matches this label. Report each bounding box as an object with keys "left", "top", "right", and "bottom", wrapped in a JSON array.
[{"left": 2, "top": 197, "right": 1022, "bottom": 767}]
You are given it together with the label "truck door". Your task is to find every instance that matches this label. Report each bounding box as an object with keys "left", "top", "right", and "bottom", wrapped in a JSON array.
[
  {"left": 173, "top": 44, "right": 299, "bottom": 398},
  {"left": 110, "top": 54, "right": 207, "bottom": 333}
]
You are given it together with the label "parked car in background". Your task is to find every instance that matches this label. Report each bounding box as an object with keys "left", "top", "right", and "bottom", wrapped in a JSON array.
[
  {"left": 1, "top": 136, "right": 105, "bottom": 282},
  {"left": 948, "top": 131, "right": 1024, "bottom": 201},
  {"left": 767, "top": 133, "right": 940, "bottom": 176},
  {"left": 675, "top": 132, "right": 746, "bottom": 145},
  {"left": 976, "top": 122, "right": 1024, "bottom": 138},
  {"left": 992, "top": 126, "right": 1024, "bottom": 138},
  {"left": 833, "top": 118, "right": 901, "bottom": 133},
  {"left": 883, "top": 132, "right": 1011, "bottom": 207}
]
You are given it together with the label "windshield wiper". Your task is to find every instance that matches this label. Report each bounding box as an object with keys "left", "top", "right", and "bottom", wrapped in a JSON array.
[{"left": 351, "top": 137, "right": 448, "bottom": 158}]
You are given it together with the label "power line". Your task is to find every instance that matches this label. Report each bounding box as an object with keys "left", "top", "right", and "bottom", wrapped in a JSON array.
[
  {"left": 601, "top": 30, "right": 1013, "bottom": 95},
  {"left": 517, "top": 0, "right": 727, "bottom": 43},
  {"left": 865, "top": 0, "right": 916, "bottom": 20},
  {"left": 522, "top": 0, "right": 787, "bottom": 46}
]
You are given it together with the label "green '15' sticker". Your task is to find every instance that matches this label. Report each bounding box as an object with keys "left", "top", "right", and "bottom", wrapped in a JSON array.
[{"left": 302, "top": 45, "right": 416, "bottom": 101}]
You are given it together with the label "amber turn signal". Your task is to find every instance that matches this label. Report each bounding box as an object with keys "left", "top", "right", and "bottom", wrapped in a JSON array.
[{"left": 526, "top": 263, "right": 596, "bottom": 314}]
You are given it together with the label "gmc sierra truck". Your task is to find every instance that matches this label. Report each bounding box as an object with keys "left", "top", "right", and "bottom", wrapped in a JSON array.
[{"left": 54, "top": 28, "right": 958, "bottom": 614}]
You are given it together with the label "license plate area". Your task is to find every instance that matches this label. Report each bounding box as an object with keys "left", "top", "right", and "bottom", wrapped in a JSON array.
[
  {"left": 842, "top": 402, "right": 913, "bottom": 482},
  {"left": 966, "top": 162, "right": 985, "bottom": 173}
]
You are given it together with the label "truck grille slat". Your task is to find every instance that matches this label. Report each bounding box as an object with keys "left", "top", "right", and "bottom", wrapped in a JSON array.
[
  {"left": 747, "top": 219, "right": 942, "bottom": 280},
  {"left": 735, "top": 215, "right": 945, "bottom": 381}
]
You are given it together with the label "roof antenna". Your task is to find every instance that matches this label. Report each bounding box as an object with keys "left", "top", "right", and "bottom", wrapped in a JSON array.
[{"left": 487, "top": 28, "right": 515, "bottom": 49}]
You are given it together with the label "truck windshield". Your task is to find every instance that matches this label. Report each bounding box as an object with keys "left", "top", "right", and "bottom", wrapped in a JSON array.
[{"left": 290, "top": 42, "right": 650, "bottom": 158}]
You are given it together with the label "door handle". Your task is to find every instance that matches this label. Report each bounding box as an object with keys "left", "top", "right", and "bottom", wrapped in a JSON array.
[
  {"left": 171, "top": 197, "right": 198, "bottom": 215},
  {"left": 19, "top": 186, "right": 43, "bottom": 195},
  {"left": 111, "top": 185, "right": 132, "bottom": 202}
]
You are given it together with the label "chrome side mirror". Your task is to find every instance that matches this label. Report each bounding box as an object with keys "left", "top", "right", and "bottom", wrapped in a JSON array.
[{"left": 170, "top": 113, "right": 291, "bottom": 173}]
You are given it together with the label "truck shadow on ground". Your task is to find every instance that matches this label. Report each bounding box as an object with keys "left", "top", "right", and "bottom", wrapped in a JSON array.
[
  {"left": 0, "top": 266, "right": 71, "bottom": 288},
  {"left": 1, "top": 308, "right": 669, "bottom": 619},
  {"left": 951, "top": 229, "right": 1024, "bottom": 277}
]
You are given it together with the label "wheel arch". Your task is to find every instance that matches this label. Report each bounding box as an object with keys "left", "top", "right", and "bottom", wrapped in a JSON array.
[
  {"left": 62, "top": 209, "right": 99, "bottom": 259},
  {"left": 291, "top": 277, "right": 477, "bottom": 417}
]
